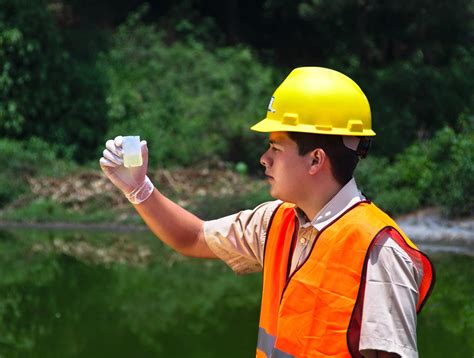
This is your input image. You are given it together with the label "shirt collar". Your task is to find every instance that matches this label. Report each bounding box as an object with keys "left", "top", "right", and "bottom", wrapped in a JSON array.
[{"left": 294, "top": 177, "right": 365, "bottom": 231}]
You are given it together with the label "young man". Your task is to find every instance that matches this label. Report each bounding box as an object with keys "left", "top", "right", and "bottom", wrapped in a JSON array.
[{"left": 100, "top": 67, "right": 434, "bottom": 358}]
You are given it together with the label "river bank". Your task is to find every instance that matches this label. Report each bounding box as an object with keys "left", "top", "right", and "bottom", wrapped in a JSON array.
[
  {"left": 1, "top": 207, "right": 473, "bottom": 241},
  {"left": 1, "top": 164, "right": 473, "bottom": 254}
]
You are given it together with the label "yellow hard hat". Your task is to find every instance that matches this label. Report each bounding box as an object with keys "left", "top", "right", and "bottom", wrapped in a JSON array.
[{"left": 251, "top": 67, "right": 376, "bottom": 136}]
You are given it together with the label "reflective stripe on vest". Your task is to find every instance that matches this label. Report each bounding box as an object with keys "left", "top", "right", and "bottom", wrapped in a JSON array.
[
  {"left": 257, "top": 327, "right": 275, "bottom": 357},
  {"left": 257, "top": 328, "right": 295, "bottom": 358},
  {"left": 257, "top": 201, "right": 434, "bottom": 358}
]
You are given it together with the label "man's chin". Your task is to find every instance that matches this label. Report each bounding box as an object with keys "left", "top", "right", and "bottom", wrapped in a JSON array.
[
  {"left": 268, "top": 187, "right": 278, "bottom": 199},
  {"left": 269, "top": 187, "right": 285, "bottom": 201}
]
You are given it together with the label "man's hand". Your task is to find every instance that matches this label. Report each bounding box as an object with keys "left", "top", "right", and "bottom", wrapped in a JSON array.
[
  {"left": 99, "top": 136, "right": 154, "bottom": 204},
  {"left": 100, "top": 136, "right": 215, "bottom": 258}
]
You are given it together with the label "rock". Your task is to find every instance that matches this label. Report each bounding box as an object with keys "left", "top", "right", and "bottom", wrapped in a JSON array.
[{"left": 397, "top": 207, "right": 474, "bottom": 255}]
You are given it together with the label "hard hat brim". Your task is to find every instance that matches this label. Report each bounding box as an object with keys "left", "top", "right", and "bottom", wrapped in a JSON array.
[{"left": 250, "top": 118, "right": 376, "bottom": 136}]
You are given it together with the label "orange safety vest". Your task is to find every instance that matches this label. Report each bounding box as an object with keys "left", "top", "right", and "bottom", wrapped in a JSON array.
[{"left": 256, "top": 201, "right": 434, "bottom": 358}]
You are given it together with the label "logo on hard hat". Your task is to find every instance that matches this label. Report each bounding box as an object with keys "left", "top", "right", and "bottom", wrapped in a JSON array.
[{"left": 267, "top": 96, "right": 276, "bottom": 113}]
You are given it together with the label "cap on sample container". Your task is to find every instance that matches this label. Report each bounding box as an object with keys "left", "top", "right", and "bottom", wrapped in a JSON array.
[{"left": 122, "top": 136, "right": 143, "bottom": 168}]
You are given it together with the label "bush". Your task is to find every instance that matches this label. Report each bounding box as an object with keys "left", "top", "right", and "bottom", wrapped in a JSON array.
[
  {"left": 342, "top": 48, "right": 474, "bottom": 158},
  {"left": 427, "top": 116, "right": 474, "bottom": 217},
  {"left": 100, "top": 8, "right": 276, "bottom": 170},
  {"left": 356, "top": 116, "right": 474, "bottom": 217},
  {"left": 0, "top": 0, "right": 108, "bottom": 162},
  {"left": 0, "top": 138, "right": 75, "bottom": 206}
]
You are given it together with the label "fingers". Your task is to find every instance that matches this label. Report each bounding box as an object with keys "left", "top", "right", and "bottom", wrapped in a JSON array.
[
  {"left": 102, "top": 148, "right": 123, "bottom": 166},
  {"left": 101, "top": 136, "right": 147, "bottom": 168},
  {"left": 114, "top": 136, "right": 123, "bottom": 148},
  {"left": 140, "top": 140, "right": 148, "bottom": 155},
  {"left": 106, "top": 139, "right": 123, "bottom": 157},
  {"left": 141, "top": 140, "right": 148, "bottom": 168},
  {"left": 99, "top": 156, "right": 117, "bottom": 168}
]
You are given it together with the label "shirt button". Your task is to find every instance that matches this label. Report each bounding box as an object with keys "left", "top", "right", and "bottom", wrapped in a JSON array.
[{"left": 300, "top": 238, "right": 307, "bottom": 245}]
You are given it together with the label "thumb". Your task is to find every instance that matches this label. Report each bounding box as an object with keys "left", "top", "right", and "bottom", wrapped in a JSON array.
[{"left": 141, "top": 140, "right": 149, "bottom": 168}]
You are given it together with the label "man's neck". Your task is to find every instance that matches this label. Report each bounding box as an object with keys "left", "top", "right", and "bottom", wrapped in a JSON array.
[{"left": 297, "top": 177, "right": 343, "bottom": 221}]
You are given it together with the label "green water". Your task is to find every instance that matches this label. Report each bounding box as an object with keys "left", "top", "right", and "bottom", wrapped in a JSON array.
[{"left": 0, "top": 228, "right": 472, "bottom": 357}]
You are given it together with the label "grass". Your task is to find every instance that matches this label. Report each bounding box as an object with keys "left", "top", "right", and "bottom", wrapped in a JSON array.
[
  {"left": 0, "top": 198, "right": 131, "bottom": 224},
  {"left": 0, "top": 179, "right": 272, "bottom": 225}
]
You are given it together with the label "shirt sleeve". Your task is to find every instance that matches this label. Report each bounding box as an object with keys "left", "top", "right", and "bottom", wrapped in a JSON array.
[
  {"left": 203, "top": 200, "right": 281, "bottom": 274},
  {"left": 359, "top": 236, "right": 423, "bottom": 358}
]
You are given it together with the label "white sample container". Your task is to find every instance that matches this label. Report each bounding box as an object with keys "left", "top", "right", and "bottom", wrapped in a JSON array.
[{"left": 122, "top": 136, "right": 143, "bottom": 168}]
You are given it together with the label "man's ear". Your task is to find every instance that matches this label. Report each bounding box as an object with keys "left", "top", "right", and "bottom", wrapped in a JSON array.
[{"left": 309, "top": 148, "right": 325, "bottom": 175}]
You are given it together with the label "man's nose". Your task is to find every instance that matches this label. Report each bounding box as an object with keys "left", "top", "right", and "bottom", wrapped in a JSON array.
[{"left": 260, "top": 150, "right": 271, "bottom": 168}]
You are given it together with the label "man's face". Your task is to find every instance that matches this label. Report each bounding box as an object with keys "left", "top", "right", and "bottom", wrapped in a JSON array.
[{"left": 260, "top": 132, "right": 311, "bottom": 203}]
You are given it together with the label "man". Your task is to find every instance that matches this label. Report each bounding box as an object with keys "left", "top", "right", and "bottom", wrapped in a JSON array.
[{"left": 100, "top": 67, "right": 434, "bottom": 357}]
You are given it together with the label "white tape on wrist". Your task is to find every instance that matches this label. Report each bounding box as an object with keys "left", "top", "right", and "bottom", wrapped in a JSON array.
[{"left": 126, "top": 176, "right": 155, "bottom": 205}]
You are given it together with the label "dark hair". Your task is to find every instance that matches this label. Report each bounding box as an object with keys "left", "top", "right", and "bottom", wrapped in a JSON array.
[{"left": 287, "top": 132, "right": 359, "bottom": 186}]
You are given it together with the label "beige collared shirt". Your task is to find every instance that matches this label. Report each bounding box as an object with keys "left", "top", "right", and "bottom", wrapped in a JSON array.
[{"left": 204, "top": 178, "right": 422, "bottom": 357}]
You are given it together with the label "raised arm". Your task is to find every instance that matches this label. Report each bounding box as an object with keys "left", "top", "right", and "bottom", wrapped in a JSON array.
[
  {"left": 99, "top": 136, "right": 217, "bottom": 259},
  {"left": 133, "top": 188, "right": 217, "bottom": 258}
]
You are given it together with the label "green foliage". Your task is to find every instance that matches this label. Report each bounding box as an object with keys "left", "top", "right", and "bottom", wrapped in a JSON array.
[
  {"left": 235, "top": 161, "right": 249, "bottom": 175},
  {"left": 355, "top": 50, "right": 474, "bottom": 156},
  {"left": 356, "top": 145, "right": 434, "bottom": 215},
  {"left": 0, "top": 197, "right": 129, "bottom": 224},
  {"left": 427, "top": 116, "right": 474, "bottom": 217},
  {"left": 356, "top": 116, "right": 474, "bottom": 216},
  {"left": 0, "top": 0, "right": 108, "bottom": 162},
  {"left": 1, "top": 0, "right": 473, "bottom": 165},
  {"left": 100, "top": 9, "right": 275, "bottom": 169},
  {"left": 0, "top": 138, "right": 75, "bottom": 206},
  {"left": 2, "top": 198, "right": 78, "bottom": 223},
  {"left": 288, "top": 0, "right": 474, "bottom": 65},
  {"left": 260, "top": 0, "right": 474, "bottom": 156},
  {"left": 0, "top": 0, "right": 472, "bottom": 220}
]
